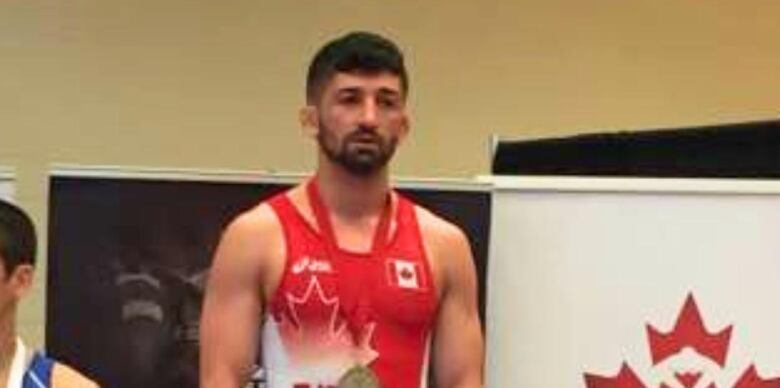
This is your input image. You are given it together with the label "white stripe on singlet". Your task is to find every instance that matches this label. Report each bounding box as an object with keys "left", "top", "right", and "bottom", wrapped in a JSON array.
[{"left": 419, "top": 334, "right": 431, "bottom": 388}]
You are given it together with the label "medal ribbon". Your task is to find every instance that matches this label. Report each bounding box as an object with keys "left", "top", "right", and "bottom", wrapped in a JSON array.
[{"left": 306, "top": 178, "right": 392, "bottom": 344}]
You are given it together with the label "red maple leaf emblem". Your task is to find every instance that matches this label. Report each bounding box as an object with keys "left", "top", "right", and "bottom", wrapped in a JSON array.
[
  {"left": 733, "top": 366, "right": 780, "bottom": 388},
  {"left": 584, "top": 293, "right": 780, "bottom": 388},
  {"left": 585, "top": 363, "right": 646, "bottom": 388},
  {"left": 667, "top": 371, "right": 704, "bottom": 388},
  {"left": 277, "top": 276, "right": 378, "bottom": 368},
  {"left": 646, "top": 294, "right": 732, "bottom": 367}
]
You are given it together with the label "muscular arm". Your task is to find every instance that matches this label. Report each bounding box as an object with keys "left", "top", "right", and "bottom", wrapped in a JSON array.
[
  {"left": 200, "top": 206, "right": 281, "bottom": 388},
  {"left": 52, "top": 363, "right": 100, "bottom": 387},
  {"left": 429, "top": 219, "right": 484, "bottom": 388}
]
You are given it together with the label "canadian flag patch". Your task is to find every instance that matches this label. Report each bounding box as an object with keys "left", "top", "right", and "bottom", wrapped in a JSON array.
[{"left": 387, "top": 259, "right": 426, "bottom": 290}]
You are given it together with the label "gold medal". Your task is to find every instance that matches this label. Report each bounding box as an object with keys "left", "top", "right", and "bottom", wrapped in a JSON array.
[{"left": 338, "top": 364, "right": 380, "bottom": 388}]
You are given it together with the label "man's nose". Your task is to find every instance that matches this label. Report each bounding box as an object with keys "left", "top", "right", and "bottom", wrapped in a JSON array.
[{"left": 358, "top": 99, "right": 379, "bottom": 128}]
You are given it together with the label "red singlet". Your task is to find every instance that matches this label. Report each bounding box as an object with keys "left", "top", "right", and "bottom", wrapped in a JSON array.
[{"left": 261, "top": 187, "right": 437, "bottom": 388}]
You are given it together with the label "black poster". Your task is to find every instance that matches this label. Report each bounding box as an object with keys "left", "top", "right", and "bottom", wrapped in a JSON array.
[{"left": 48, "top": 175, "right": 490, "bottom": 388}]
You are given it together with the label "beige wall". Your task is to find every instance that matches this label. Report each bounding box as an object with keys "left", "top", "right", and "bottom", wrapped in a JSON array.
[{"left": 2, "top": 0, "right": 779, "bottom": 347}]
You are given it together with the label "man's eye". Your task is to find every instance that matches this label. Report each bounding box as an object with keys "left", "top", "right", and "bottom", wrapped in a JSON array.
[
  {"left": 338, "top": 95, "right": 360, "bottom": 105},
  {"left": 378, "top": 98, "right": 400, "bottom": 109}
]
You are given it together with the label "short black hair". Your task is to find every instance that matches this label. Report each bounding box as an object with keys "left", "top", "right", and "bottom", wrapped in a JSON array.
[
  {"left": 0, "top": 199, "right": 37, "bottom": 274},
  {"left": 306, "top": 31, "right": 409, "bottom": 104}
]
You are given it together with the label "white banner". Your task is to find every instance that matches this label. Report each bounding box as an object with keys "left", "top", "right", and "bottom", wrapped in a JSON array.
[
  {"left": 486, "top": 177, "right": 780, "bottom": 388},
  {"left": 0, "top": 167, "right": 14, "bottom": 201}
]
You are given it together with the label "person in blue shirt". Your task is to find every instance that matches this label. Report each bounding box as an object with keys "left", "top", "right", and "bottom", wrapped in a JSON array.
[{"left": 0, "top": 199, "right": 98, "bottom": 388}]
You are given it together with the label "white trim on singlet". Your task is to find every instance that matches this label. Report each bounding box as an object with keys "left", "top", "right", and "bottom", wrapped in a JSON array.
[
  {"left": 7, "top": 337, "right": 27, "bottom": 388},
  {"left": 419, "top": 335, "right": 431, "bottom": 388}
]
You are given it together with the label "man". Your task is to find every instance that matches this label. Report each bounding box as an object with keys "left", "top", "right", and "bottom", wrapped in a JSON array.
[
  {"left": 201, "top": 31, "right": 483, "bottom": 388},
  {"left": 0, "top": 199, "right": 99, "bottom": 387}
]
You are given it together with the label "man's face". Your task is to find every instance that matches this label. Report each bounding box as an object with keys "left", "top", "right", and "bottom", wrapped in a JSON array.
[
  {"left": 311, "top": 71, "right": 409, "bottom": 176},
  {"left": 0, "top": 259, "right": 13, "bottom": 317},
  {"left": 0, "top": 257, "right": 33, "bottom": 318}
]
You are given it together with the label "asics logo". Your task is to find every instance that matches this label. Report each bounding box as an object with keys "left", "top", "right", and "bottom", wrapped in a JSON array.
[{"left": 291, "top": 256, "right": 333, "bottom": 274}]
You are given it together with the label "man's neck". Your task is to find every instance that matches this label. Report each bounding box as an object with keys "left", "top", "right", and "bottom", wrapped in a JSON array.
[
  {"left": 0, "top": 313, "right": 17, "bottom": 381},
  {"left": 315, "top": 161, "right": 391, "bottom": 220}
]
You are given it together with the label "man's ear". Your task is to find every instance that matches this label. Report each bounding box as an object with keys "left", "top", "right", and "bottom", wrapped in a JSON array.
[
  {"left": 9, "top": 264, "right": 34, "bottom": 298},
  {"left": 299, "top": 105, "right": 319, "bottom": 139},
  {"left": 398, "top": 112, "right": 411, "bottom": 142}
]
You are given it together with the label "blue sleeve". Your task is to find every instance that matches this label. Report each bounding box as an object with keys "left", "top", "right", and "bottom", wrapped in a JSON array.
[{"left": 22, "top": 352, "right": 54, "bottom": 388}]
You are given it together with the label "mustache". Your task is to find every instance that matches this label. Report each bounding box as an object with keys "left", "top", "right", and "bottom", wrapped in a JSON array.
[{"left": 344, "top": 126, "right": 382, "bottom": 143}]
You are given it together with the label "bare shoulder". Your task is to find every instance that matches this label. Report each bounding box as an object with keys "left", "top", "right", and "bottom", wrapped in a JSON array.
[
  {"left": 413, "top": 205, "right": 470, "bottom": 252},
  {"left": 412, "top": 205, "right": 474, "bottom": 294},
  {"left": 224, "top": 185, "right": 306, "bottom": 242},
  {"left": 217, "top": 199, "right": 286, "bottom": 264},
  {"left": 224, "top": 200, "right": 281, "bottom": 241},
  {"left": 52, "top": 362, "right": 100, "bottom": 388},
  {"left": 211, "top": 195, "right": 289, "bottom": 299}
]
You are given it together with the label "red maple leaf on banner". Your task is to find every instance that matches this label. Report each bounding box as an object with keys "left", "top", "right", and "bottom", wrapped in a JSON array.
[
  {"left": 584, "top": 294, "right": 780, "bottom": 388},
  {"left": 646, "top": 294, "right": 732, "bottom": 367},
  {"left": 733, "top": 366, "right": 780, "bottom": 388},
  {"left": 585, "top": 363, "right": 646, "bottom": 388},
  {"left": 663, "top": 371, "right": 706, "bottom": 388}
]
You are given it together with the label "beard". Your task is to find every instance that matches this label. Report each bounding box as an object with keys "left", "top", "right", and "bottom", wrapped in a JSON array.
[{"left": 317, "top": 124, "right": 399, "bottom": 176}]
